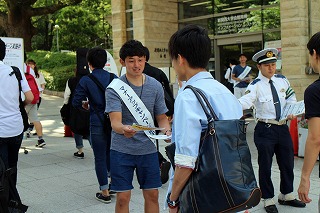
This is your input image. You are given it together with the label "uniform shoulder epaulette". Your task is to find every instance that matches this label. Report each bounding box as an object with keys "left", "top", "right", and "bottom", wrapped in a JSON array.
[
  {"left": 274, "top": 74, "right": 286, "bottom": 79},
  {"left": 250, "top": 78, "right": 261, "bottom": 85}
]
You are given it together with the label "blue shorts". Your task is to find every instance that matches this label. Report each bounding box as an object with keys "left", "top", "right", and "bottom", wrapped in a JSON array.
[{"left": 110, "top": 150, "right": 161, "bottom": 191}]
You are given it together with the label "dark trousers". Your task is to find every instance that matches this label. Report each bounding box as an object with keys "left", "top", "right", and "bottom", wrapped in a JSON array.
[
  {"left": 254, "top": 122, "right": 294, "bottom": 199},
  {"left": 0, "top": 133, "right": 23, "bottom": 186}
]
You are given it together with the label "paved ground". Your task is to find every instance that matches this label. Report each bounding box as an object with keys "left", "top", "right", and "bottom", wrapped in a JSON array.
[{"left": 16, "top": 94, "right": 320, "bottom": 213}]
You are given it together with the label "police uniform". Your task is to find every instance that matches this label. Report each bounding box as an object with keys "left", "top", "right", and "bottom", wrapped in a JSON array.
[{"left": 239, "top": 48, "right": 305, "bottom": 213}]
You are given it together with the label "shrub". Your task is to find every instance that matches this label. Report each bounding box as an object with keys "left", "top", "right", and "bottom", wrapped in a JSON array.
[{"left": 27, "top": 51, "right": 76, "bottom": 91}]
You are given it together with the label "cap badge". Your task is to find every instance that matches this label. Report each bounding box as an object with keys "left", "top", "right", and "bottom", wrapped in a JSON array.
[{"left": 266, "top": 51, "right": 273, "bottom": 58}]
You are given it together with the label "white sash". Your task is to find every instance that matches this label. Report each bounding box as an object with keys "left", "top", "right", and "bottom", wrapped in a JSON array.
[
  {"left": 234, "top": 66, "right": 251, "bottom": 87},
  {"left": 107, "top": 79, "right": 156, "bottom": 146}
]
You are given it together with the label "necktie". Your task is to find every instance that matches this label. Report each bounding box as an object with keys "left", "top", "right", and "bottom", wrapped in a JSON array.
[{"left": 269, "top": 80, "right": 281, "bottom": 121}]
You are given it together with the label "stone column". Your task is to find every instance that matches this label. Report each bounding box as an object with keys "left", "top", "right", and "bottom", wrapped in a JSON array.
[
  {"left": 280, "top": 0, "right": 320, "bottom": 100},
  {"left": 111, "top": 0, "right": 127, "bottom": 72},
  {"left": 112, "top": 0, "right": 178, "bottom": 70}
]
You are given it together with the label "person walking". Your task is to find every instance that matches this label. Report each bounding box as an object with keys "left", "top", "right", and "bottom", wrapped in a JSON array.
[
  {"left": 63, "top": 67, "right": 90, "bottom": 158},
  {"left": 0, "top": 38, "right": 33, "bottom": 208},
  {"left": 298, "top": 31, "right": 320, "bottom": 208},
  {"left": 106, "top": 40, "right": 171, "bottom": 213},
  {"left": 238, "top": 48, "right": 306, "bottom": 213},
  {"left": 73, "top": 48, "right": 116, "bottom": 203},
  {"left": 25, "top": 59, "right": 46, "bottom": 136},
  {"left": 165, "top": 25, "right": 243, "bottom": 212}
]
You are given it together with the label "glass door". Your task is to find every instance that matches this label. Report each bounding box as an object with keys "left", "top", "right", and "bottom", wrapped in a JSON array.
[{"left": 219, "top": 41, "right": 262, "bottom": 81}]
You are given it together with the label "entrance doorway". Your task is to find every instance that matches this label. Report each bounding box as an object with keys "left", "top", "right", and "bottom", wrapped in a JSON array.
[{"left": 219, "top": 41, "right": 262, "bottom": 82}]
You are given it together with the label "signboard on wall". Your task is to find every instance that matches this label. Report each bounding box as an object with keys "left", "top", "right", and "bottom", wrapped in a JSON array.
[
  {"left": 215, "top": 13, "right": 255, "bottom": 35},
  {"left": 264, "top": 40, "right": 282, "bottom": 70},
  {"left": 0, "top": 37, "right": 24, "bottom": 71},
  {"left": 154, "top": 47, "right": 168, "bottom": 59}
]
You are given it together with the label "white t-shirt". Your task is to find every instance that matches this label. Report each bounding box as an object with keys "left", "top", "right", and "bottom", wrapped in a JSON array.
[
  {"left": 35, "top": 72, "right": 46, "bottom": 96},
  {"left": 0, "top": 61, "right": 31, "bottom": 137}
]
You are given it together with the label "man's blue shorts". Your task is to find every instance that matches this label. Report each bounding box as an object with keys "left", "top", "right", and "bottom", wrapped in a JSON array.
[{"left": 110, "top": 150, "right": 161, "bottom": 191}]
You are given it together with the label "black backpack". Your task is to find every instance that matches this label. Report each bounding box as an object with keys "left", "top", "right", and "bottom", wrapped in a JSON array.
[{"left": 0, "top": 157, "right": 28, "bottom": 213}]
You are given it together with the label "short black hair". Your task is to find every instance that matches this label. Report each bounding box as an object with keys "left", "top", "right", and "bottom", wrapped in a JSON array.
[
  {"left": 168, "top": 25, "right": 211, "bottom": 69},
  {"left": 229, "top": 58, "right": 238, "bottom": 65},
  {"left": 307, "top": 31, "right": 320, "bottom": 57},
  {"left": 119, "top": 40, "right": 146, "bottom": 61},
  {"left": 144, "top": 46, "right": 150, "bottom": 62},
  {"left": 239, "top": 53, "right": 247, "bottom": 58},
  {"left": 86, "top": 47, "right": 107, "bottom": 69},
  {"left": 0, "top": 38, "right": 6, "bottom": 61}
]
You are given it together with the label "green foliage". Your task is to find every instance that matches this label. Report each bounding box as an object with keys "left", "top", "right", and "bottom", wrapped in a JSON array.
[
  {"left": 48, "top": 65, "right": 75, "bottom": 91},
  {"left": 27, "top": 51, "right": 76, "bottom": 91},
  {"left": 30, "top": 0, "right": 112, "bottom": 51}
]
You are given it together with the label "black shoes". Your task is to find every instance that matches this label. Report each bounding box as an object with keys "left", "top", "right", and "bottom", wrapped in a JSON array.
[
  {"left": 95, "top": 192, "right": 111, "bottom": 204},
  {"left": 160, "top": 161, "right": 171, "bottom": 184},
  {"left": 278, "top": 199, "right": 306, "bottom": 208},
  {"left": 36, "top": 139, "right": 46, "bottom": 147},
  {"left": 265, "top": 205, "right": 278, "bottom": 213},
  {"left": 73, "top": 152, "right": 84, "bottom": 159}
]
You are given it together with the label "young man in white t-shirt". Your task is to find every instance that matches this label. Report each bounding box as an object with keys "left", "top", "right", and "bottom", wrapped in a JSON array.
[{"left": 0, "top": 38, "right": 33, "bottom": 188}]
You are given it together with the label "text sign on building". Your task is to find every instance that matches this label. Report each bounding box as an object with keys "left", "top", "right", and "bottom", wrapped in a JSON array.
[
  {"left": 0, "top": 37, "right": 24, "bottom": 72},
  {"left": 215, "top": 13, "right": 255, "bottom": 35},
  {"left": 154, "top": 47, "right": 168, "bottom": 59}
]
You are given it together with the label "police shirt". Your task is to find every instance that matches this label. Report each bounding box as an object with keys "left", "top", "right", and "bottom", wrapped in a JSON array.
[{"left": 238, "top": 72, "right": 297, "bottom": 120}]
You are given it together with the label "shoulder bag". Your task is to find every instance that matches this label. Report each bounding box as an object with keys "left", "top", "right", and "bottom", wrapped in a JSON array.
[{"left": 165, "top": 85, "right": 261, "bottom": 213}]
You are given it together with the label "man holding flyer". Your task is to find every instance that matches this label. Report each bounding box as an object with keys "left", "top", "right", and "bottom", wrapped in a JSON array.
[
  {"left": 106, "top": 39, "right": 171, "bottom": 213},
  {"left": 232, "top": 53, "right": 251, "bottom": 98}
]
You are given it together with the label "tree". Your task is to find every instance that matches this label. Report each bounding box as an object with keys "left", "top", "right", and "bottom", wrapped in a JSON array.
[{"left": 0, "top": 0, "right": 82, "bottom": 51}]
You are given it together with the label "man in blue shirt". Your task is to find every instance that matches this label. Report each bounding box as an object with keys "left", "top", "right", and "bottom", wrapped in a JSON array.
[
  {"left": 232, "top": 53, "right": 251, "bottom": 98},
  {"left": 166, "top": 25, "right": 242, "bottom": 212},
  {"left": 73, "top": 48, "right": 116, "bottom": 203}
]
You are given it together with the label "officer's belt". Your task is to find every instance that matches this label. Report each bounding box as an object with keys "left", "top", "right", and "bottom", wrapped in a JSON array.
[{"left": 258, "top": 119, "right": 286, "bottom": 126}]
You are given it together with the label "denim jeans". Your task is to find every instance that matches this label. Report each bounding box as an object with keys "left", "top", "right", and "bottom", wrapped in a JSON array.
[
  {"left": 74, "top": 133, "right": 90, "bottom": 149},
  {"left": 90, "top": 126, "right": 111, "bottom": 191},
  {"left": 0, "top": 133, "right": 23, "bottom": 186}
]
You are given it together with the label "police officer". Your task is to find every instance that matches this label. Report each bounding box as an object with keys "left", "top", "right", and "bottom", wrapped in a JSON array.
[{"left": 238, "top": 48, "right": 306, "bottom": 213}]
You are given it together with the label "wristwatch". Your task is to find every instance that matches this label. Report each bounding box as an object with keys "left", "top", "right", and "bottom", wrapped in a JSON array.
[{"left": 166, "top": 193, "right": 180, "bottom": 209}]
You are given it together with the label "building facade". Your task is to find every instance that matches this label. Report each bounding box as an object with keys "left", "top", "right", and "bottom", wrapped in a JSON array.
[{"left": 112, "top": 0, "right": 320, "bottom": 99}]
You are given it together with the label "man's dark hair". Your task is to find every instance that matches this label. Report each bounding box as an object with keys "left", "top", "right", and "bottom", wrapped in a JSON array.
[
  {"left": 86, "top": 47, "right": 107, "bottom": 69},
  {"left": 168, "top": 25, "right": 211, "bottom": 69},
  {"left": 119, "top": 40, "right": 146, "bottom": 61},
  {"left": 144, "top": 46, "right": 150, "bottom": 62},
  {"left": 229, "top": 58, "right": 238, "bottom": 65},
  {"left": 307, "top": 31, "right": 320, "bottom": 57},
  {"left": 0, "top": 38, "right": 6, "bottom": 61},
  {"left": 239, "top": 53, "right": 247, "bottom": 58}
]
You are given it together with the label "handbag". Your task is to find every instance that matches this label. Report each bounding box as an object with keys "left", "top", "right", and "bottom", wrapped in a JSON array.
[
  {"left": 165, "top": 85, "right": 261, "bottom": 213},
  {"left": 69, "top": 105, "right": 90, "bottom": 136},
  {"left": 60, "top": 103, "right": 71, "bottom": 126}
]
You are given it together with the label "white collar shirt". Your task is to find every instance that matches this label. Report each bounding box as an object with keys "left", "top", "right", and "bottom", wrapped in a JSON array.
[{"left": 238, "top": 73, "right": 297, "bottom": 120}]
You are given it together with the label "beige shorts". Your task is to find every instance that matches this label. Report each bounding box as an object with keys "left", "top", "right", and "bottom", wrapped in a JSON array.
[{"left": 25, "top": 104, "right": 39, "bottom": 123}]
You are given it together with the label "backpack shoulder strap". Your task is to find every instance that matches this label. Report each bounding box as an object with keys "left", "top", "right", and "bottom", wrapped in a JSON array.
[
  {"left": 26, "top": 65, "right": 30, "bottom": 75},
  {"left": 88, "top": 73, "right": 115, "bottom": 93},
  {"left": 11, "top": 66, "right": 22, "bottom": 93}
]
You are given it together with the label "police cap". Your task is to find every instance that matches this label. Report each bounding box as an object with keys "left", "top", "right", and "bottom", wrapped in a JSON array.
[{"left": 252, "top": 48, "right": 278, "bottom": 64}]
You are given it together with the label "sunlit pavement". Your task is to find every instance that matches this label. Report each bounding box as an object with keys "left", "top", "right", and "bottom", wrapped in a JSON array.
[{"left": 16, "top": 94, "right": 319, "bottom": 213}]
